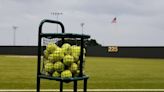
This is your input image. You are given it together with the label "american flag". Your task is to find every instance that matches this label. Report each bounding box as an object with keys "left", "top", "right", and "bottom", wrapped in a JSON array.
[{"left": 111, "top": 17, "right": 117, "bottom": 23}]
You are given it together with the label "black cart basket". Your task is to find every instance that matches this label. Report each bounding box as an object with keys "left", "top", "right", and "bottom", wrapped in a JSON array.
[{"left": 37, "top": 19, "right": 90, "bottom": 92}]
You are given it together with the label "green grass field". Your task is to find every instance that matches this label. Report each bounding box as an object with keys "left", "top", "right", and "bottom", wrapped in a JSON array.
[{"left": 0, "top": 55, "right": 164, "bottom": 89}]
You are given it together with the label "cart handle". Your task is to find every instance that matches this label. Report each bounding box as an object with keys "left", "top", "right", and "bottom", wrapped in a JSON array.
[{"left": 39, "top": 19, "right": 65, "bottom": 34}]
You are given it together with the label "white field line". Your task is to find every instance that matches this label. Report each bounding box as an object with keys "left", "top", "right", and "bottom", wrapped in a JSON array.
[{"left": 1, "top": 89, "right": 164, "bottom": 92}]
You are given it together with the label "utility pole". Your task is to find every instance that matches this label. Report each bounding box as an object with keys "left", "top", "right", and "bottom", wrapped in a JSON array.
[
  {"left": 12, "top": 26, "right": 18, "bottom": 46},
  {"left": 51, "top": 12, "right": 63, "bottom": 33},
  {"left": 80, "top": 23, "right": 85, "bottom": 34}
]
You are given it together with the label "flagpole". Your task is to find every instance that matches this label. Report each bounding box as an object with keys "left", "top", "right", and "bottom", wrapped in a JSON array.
[{"left": 111, "top": 17, "right": 117, "bottom": 46}]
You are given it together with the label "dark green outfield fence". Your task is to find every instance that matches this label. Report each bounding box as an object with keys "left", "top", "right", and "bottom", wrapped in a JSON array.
[
  {"left": 87, "top": 46, "right": 164, "bottom": 58},
  {"left": 0, "top": 46, "right": 37, "bottom": 55},
  {"left": 0, "top": 46, "right": 164, "bottom": 58}
]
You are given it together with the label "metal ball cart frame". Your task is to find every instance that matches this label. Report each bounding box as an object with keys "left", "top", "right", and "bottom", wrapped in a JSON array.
[{"left": 37, "top": 19, "right": 90, "bottom": 92}]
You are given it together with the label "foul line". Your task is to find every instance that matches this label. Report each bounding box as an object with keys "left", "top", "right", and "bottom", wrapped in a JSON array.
[{"left": 0, "top": 89, "right": 164, "bottom": 92}]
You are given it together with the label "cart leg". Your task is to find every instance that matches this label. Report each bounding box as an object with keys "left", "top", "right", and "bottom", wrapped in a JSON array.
[
  {"left": 74, "top": 80, "right": 77, "bottom": 92},
  {"left": 84, "top": 79, "right": 88, "bottom": 92},
  {"left": 36, "top": 77, "right": 40, "bottom": 92},
  {"left": 60, "top": 81, "right": 63, "bottom": 92}
]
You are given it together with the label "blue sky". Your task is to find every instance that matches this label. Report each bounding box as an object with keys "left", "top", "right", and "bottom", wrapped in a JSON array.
[{"left": 0, "top": 0, "right": 164, "bottom": 46}]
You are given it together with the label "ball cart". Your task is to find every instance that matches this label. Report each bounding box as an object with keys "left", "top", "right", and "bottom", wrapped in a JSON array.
[{"left": 36, "top": 19, "right": 90, "bottom": 92}]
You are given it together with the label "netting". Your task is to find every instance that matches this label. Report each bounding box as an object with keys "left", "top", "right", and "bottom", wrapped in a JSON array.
[{"left": 41, "top": 37, "right": 86, "bottom": 78}]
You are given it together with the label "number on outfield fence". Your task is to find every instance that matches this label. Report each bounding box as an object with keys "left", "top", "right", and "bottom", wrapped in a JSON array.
[{"left": 108, "top": 46, "right": 118, "bottom": 52}]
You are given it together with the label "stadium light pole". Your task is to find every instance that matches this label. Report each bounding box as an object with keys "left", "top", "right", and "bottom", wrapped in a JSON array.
[
  {"left": 80, "top": 23, "right": 85, "bottom": 34},
  {"left": 51, "top": 12, "right": 63, "bottom": 33},
  {"left": 12, "top": 26, "right": 18, "bottom": 46}
]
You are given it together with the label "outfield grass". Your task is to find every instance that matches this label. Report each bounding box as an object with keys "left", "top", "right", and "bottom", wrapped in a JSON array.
[{"left": 0, "top": 55, "right": 164, "bottom": 89}]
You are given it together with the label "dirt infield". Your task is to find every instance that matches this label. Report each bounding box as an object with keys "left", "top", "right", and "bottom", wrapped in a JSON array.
[{"left": 3, "top": 55, "right": 37, "bottom": 58}]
